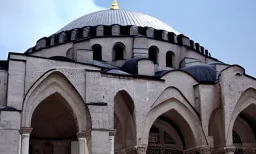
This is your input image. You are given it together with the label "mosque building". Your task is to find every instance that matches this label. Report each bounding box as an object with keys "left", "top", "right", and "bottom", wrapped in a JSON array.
[{"left": 0, "top": 1, "right": 255, "bottom": 154}]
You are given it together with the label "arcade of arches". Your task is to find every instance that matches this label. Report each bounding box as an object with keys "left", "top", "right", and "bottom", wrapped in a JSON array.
[{"left": 18, "top": 73, "right": 256, "bottom": 154}]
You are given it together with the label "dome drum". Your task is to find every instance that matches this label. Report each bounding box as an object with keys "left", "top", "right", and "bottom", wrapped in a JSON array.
[
  {"left": 27, "top": 24, "right": 212, "bottom": 59},
  {"left": 71, "top": 29, "right": 79, "bottom": 41},
  {"left": 177, "top": 34, "right": 191, "bottom": 47},
  {"left": 36, "top": 38, "right": 48, "bottom": 50},
  {"left": 58, "top": 32, "right": 68, "bottom": 44}
]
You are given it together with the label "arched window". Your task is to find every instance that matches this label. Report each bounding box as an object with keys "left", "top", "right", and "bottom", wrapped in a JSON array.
[
  {"left": 92, "top": 44, "right": 102, "bottom": 61},
  {"left": 113, "top": 42, "right": 125, "bottom": 61},
  {"left": 148, "top": 46, "right": 159, "bottom": 64},
  {"left": 166, "top": 51, "right": 174, "bottom": 67},
  {"left": 149, "top": 126, "right": 160, "bottom": 144}
]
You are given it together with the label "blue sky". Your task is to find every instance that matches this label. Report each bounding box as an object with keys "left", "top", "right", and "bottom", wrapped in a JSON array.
[{"left": 1, "top": 0, "right": 255, "bottom": 76}]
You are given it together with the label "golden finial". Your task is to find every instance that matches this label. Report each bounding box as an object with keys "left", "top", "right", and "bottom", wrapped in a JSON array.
[{"left": 110, "top": 0, "right": 119, "bottom": 10}]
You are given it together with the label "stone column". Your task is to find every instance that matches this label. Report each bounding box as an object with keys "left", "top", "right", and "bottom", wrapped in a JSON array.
[
  {"left": 20, "top": 127, "right": 33, "bottom": 154},
  {"left": 77, "top": 131, "right": 90, "bottom": 154},
  {"left": 109, "top": 130, "right": 116, "bottom": 154}
]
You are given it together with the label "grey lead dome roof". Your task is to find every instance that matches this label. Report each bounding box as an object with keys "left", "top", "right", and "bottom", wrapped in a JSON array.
[{"left": 56, "top": 9, "right": 178, "bottom": 34}]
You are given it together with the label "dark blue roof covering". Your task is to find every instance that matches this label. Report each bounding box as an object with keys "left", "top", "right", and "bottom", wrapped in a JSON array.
[
  {"left": 182, "top": 64, "right": 217, "bottom": 83},
  {"left": 103, "top": 69, "right": 132, "bottom": 76},
  {"left": 92, "top": 61, "right": 118, "bottom": 69},
  {"left": 155, "top": 67, "right": 174, "bottom": 77},
  {"left": 56, "top": 9, "right": 178, "bottom": 34},
  {"left": 0, "top": 106, "right": 19, "bottom": 111},
  {"left": 49, "top": 56, "right": 74, "bottom": 62},
  {"left": 121, "top": 57, "right": 149, "bottom": 75}
]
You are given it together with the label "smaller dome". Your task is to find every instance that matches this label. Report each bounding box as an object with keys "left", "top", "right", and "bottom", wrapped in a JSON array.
[
  {"left": 121, "top": 57, "right": 149, "bottom": 75},
  {"left": 182, "top": 64, "right": 216, "bottom": 83}
]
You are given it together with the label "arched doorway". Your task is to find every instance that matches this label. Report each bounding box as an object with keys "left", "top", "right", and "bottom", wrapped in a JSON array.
[
  {"left": 21, "top": 72, "right": 91, "bottom": 154},
  {"left": 114, "top": 90, "right": 136, "bottom": 152},
  {"left": 232, "top": 105, "right": 256, "bottom": 154},
  {"left": 142, "top": 99, "right": 206, "bottom": 154},
  {"left": 30, "top": 93, "right": 78, "bottom": 154},
  {"left": 146, "top": 110, "right": 195, "bottom": 154},
  {"left": 226, "top": 88, "right": 256, "bottom": 153}
]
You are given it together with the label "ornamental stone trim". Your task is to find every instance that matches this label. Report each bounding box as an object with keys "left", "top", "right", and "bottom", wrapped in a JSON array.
[
  {"left": 136, "top": 145, "right": 147, "bottom": 154},
  {"left": 19, "top": 127, "right": 33, "bottom": 134},
  {"left": 211, "top": 147, "right": 236, "bottom": 154},
  {"left": 77, "top": 129, "right": 91, "bottom": 138},
  {"left": 109, "top": 130, "right": 116, "bottom": 136},
  {"left": 183, "top": 146, "right": 211, "bottom": 154}
]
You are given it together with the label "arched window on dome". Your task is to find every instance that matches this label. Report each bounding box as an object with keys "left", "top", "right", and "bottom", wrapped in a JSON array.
[
  {"left": 148, "top": 46, "right": 159, "bottom": 64},
  {"left": 166, "top": 51, "right": 174, "bottom": 67},
  {"left": 92, "top": 44, "right": 102, "bottom": 61},
  {"left": 113, "top": 42, "right": 126, "bottom": 61}
]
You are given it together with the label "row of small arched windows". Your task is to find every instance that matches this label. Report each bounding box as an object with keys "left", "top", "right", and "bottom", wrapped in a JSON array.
[
  {"left": 149, "top": 46, "right": 175, "bottom": 67},
  {"left": 92, "top": 43, "right": 125, "bottom": 61},
  {"left": 92, "top": 44, "right": 174, "bottom": 67}
]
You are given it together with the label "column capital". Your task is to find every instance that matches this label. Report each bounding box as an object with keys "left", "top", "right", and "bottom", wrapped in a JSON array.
[
  {"left": 20, "top": 127, "right": 33, "bottom": 134},
  {"left": 109, "top": 129, "right": 116, "bottom": 136},
  {"left": 77, "top": 129, "right": 91, "bottom": 138},
  {"left": 136, "top": 145, "right": 147, "bottom": 154}
]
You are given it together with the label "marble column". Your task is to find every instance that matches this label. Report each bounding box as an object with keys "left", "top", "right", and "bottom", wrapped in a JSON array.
[
  {"left": 77, "top": 131, "right": 90, "bottom": 154},
  {"left": 109, "top": 130, "right": 116, "bottom": 154},
  {"left": 20, "top": 127, "right": 33, "bottom": 154}
]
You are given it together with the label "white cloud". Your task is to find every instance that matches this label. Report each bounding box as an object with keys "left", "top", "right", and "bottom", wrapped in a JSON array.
[{"left": 0, "top": 0, "right": 105, "bottom": 59}]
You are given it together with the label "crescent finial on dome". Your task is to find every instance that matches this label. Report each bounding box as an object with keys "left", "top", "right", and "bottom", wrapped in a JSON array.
[{"left": 110, "top": 0, "right": 119, "bottom": 10}]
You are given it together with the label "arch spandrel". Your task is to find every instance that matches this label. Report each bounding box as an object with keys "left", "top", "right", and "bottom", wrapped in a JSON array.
[
  {"left": 22, "top": 71, "right": 92, "bottom": 132},
  {"left": 160, "top": 72, "right": 198, "bottom": 109},
  {"left": 151, "top": 87, "right": 195, "bottom": 115}
]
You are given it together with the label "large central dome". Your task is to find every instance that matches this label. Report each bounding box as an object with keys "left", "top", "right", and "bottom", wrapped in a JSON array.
[{"left": 56, "top": 9, "right": 178, "bottom": 34}]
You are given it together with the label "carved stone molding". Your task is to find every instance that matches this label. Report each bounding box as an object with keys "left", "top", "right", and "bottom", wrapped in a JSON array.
[
  {"left": 77, "top": 129, "right": 91, "bottom": 139},
  {"left": 20, "top": 127, "right": 33, "bottom": 134},
  {"left": 212, "top": 147, "right": 236, "bottom": 154},
  {"left": 136, "top": 145, "right": 147, "bottom": 154},
  {"left": 184, "top": 146, "right": 211, "bottom": 154},
  {"left": 109, "top": 130, "right": 116, "bottom": 137},
  {"left": 125, "top": 146, "right": 137, "bottom": 154},
  {"left": 243, "top": 148, "right": 256, "bottom": 154}
]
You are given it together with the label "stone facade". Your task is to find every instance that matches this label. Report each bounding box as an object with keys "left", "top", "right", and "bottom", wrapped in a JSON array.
[{"left": 0, "top": 6, "right": 255, "bottom": 154}]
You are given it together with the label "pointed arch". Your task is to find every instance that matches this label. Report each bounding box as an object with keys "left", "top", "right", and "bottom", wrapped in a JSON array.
[
  {"left": 142, "top": 98, "right": 207, "bottom": 149},
  {"left": 22, "top": 70, "right": 91, "bottom": 132},
  {"left": 227, "top": 88, "right": 256, "bottom": 145},
  {"left": 148, "top": 46, "right": 159, "bottom": 64},
  {"left": 166, "top": 51, "right": 174, "bottom": 67},
  {"left": 113, "top": 42, "right": 126, "bottom": 60},
  {"left": 114, "top": 90, "right": 136, "bottom": 151},
  {"left": 92, "top": 44, "right": 102, "bottom": 61}
]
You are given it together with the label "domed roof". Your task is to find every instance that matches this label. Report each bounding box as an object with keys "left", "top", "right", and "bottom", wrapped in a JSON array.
[
  {"left": 182, "top": 64, "right": 217, "bottom": 83},
  {"left": 56, "top": 9, "right": 178, "bottom": 34}
]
